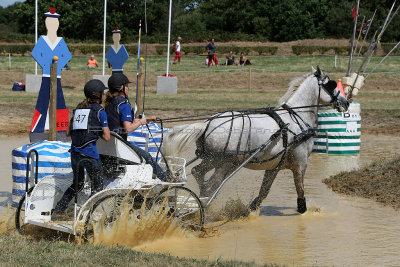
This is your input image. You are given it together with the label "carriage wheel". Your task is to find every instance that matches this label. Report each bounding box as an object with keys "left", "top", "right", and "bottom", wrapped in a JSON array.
[
  {"left": 154, "top": 186, "right": 204, "bottom": 231},
  {"left": 15, "top": 187, "right": 34, "bottom": 234},
  {"left": 83, "top": 191, "right": 145, "bottom": 240}
]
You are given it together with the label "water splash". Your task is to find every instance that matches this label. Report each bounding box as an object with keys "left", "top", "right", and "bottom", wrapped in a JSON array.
[{"left": 90, "top": 192, "right": 189, "bottom": 248}]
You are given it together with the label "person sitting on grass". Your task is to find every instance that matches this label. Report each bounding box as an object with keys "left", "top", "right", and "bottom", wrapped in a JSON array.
[
  {"left": 225, "top": 51, "right": 236, "bottom": 66},
  {"left": 87, "top": 55, "right": 99, "bottom": 69}
]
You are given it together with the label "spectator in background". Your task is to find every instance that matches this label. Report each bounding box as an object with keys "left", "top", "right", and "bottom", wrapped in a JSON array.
[
  {"left": 172, "top": 36, "right": 182, "bottom": 64},
  {"left": 225, "top": 51, "right": 236, "bottom": 66},
  {"left": 87, "top": 55, "right": 99, "bottom": 69},
  {"left": 238, "top": 52, "right": 246, "bottom": 66},
  {"left": 206, "top": 38, "right": 218, "bottom": 67},
  {"left": 239, "top": 52, "right": 251, "bottom": 66}
]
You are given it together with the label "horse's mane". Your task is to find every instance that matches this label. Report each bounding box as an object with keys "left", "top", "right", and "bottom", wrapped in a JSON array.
[{"left": 277, "top": 73, "right": 312, "bottom": 106}]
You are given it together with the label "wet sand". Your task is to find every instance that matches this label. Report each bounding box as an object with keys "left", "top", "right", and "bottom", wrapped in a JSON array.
[{"left": 1, "top": 134, "right": 400, "bottom": 266}]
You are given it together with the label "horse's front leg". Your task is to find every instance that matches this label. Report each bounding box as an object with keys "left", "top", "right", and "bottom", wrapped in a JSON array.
[
  {"left": 249, "top": 169, "right": 279, "bottom": 211},
  {"left": 292, "top": 165, "right": 307, "bottom": 214}
]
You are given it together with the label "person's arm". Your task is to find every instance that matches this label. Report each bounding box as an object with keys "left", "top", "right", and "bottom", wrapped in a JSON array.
[
  {"left": 102, "top": 126, "right": 110, "bottom": 141},
  {"left": 98, "top": 109, "right": 110, "bottom": 141},
  {"left": 123, "top": 115, "right": 157, "bottom": 133},
  {"left": 123, "top": 118, "right": 146, "bottom": 133},
  {"left": 95, "top": 60, "right": 99, "bottom": 67}
]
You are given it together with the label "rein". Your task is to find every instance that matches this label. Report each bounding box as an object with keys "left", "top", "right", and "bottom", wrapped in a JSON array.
[{"left": 156, "top": 104, "right": 330, "bottom": 124}]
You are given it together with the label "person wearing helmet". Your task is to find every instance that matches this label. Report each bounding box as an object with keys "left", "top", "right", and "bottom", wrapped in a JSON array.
[
  {"left": 105, "top": 73, "right": 170, "bottom": 182},
  {"left": 53, "top": 79, "right": 110, "bottom": 218}
]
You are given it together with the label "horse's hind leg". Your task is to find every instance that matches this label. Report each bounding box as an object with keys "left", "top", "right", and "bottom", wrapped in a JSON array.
[
  {"left": 249, "top": 169, "right": 279, "bottom": 211},
  {"left": 191, "top": 157, "right": 214, "bottom": 193},
  {"left": 201, "top": 161, "right": 238, "bottom": 197}
]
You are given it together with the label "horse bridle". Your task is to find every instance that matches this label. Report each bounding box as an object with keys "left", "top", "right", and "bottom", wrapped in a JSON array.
[{"left": 314, "top": 72, "right": 343, "bottom": 115}]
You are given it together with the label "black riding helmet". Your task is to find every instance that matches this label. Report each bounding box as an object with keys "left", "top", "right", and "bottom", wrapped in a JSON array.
[
  {"left": 84, "top": 79, "right": 106, "bottom": 100},
  {"left": 108, "top": 73, "right": 132, "bottom": 93}
]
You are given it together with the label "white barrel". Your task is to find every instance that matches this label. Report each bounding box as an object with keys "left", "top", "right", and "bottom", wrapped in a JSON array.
[{"left": 313, "top": 102, "right": 361, "bottom": 154}]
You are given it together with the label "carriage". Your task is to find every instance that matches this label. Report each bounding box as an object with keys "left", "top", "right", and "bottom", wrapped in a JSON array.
[{"left": 15, "top": 132, "right": 205, "bottom": 238}]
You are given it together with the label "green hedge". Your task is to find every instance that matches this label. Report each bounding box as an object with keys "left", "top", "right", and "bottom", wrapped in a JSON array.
[
  {"left": 155, "top": 45, "right": 278, "bottom": 56},
  {"left": 291, "top": 45, "right": 371, "bottom": 55},
  {"left": 292, "top": 45, "right": 352, "bottom": 55},
  {"left": 381, "top": 43, "right": 400, "bottom": 56},
  {"left": 0, "top": 44, "right": 34, "bottom": 55}
]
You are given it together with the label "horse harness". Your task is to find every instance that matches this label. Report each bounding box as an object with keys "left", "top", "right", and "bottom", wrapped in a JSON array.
[
  {"left": 195, "top": 104, "right": 316, "bottom": 170},
  {"left": 196, "top": 72, "right": 339, "bottom": 169}
]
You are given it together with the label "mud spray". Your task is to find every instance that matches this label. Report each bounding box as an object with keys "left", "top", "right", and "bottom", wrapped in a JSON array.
[{"left": 89, "top": 193, "right": 191, "bottom": 248}]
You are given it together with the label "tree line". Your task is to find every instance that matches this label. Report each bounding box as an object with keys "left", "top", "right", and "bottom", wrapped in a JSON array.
[{"left": 0, "top": 0, "right": 399, "bottom": 43}]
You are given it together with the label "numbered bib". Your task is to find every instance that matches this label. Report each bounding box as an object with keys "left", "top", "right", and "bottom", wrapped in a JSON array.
[{"left": 73, "top": 109, "right": 90, "bottom": 130}]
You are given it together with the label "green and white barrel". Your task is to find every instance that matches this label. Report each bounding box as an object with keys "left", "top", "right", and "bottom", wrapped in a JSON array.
[{"left": 313, "top": 102, "right": 361, "bottom": 154}]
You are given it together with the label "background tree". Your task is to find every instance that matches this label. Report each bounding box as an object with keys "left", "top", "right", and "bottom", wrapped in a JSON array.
[{"left": 0, "top": 0, "right": 399, "bottom": 43}]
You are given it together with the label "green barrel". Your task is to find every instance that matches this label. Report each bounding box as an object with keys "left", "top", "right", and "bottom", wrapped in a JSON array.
[{"left": 313, "top": 102, "right": 361, "bottom": 154}]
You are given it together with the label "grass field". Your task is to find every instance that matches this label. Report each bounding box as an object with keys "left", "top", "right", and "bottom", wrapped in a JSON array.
[
  {"left": 0, "top": 235, "right": 276, "bottom": 267},
  {"left": 0, "top": 54, "right": 399, "bottom": 136}
]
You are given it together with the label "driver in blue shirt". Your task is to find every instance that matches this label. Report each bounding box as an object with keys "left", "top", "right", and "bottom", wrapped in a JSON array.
[{"left": 104, "top": 73, "right": 170, "bottom": 181}]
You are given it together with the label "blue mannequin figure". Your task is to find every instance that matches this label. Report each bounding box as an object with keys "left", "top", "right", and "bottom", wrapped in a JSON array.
[
  {"left": 30, "top": 7, "right": 72, "bottom": 141},
  {"left": 106, "top": 27, "right": 129, "bottom": 74}
]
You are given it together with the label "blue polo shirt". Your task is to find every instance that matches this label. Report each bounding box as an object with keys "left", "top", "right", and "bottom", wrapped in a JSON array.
[{"left": 71, "top": 109, "right": 108, "bottom": 159}]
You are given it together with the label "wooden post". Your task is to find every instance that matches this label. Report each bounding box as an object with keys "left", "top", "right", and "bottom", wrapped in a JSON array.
[
  {"left": 49, "top": 56, "right": 58, "bottom": 141},
  {"left": 137, "top": 59, "right": 143, "bottom": 117},
  {"left": 248, "top": 67, "right": 252, "bottom": 92}
]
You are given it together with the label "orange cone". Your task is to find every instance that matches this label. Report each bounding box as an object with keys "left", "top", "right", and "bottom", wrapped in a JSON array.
[{"left": 337, "top": 78, "right": 345, "bottom": 96}]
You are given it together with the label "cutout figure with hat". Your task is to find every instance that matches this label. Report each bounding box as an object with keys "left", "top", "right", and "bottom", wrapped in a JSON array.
[
  {"left": 30, "top": 7, "right": 71, "bottom": 141},
  {"left": 106, "top": 27, "right": 129, "bottom": 74}
]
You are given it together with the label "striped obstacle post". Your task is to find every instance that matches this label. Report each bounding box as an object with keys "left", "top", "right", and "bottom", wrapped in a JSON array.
[
  {"left": 11, "top": 141, "right": 72, "bottom": 207},
  {"left": 313, "top": 102, "right": 361, "bottom": 154}
]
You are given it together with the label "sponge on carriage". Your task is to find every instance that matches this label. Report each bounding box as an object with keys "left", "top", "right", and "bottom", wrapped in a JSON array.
[{"left": 342, "top": 72, "right": 365, "bottom": 97}]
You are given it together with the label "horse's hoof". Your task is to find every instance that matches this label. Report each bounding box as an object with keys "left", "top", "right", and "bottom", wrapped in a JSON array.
[
  {"left": 249, "top": 197, "right": 260, "bottom": 211},
  {"left": 297, "top": 197, "right": 307, "bottom": 214}
]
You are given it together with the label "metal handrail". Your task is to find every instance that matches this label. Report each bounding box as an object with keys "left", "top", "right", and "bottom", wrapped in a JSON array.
[{"left": 25, "top": 149, "right": 39, "bottom": 192}]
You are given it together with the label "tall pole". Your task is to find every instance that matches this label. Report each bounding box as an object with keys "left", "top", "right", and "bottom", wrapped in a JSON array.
[
  {"left": 136, "top": 20, "right": 142, "bottom": 118},
  {"left": 49, "top": 57, "right": 58, "bottom": 141},
  {"left": 102, "top": 0, "right": 107, "bottom": 76},
  {"left": 35, "top": 0, "right": 38, "bottom": 75},
  {"left": 347, "top": 0, "right": 360, "bottom": 76},
  {"left": 166, "top": 0, "right": 172, "bottom": 76}
]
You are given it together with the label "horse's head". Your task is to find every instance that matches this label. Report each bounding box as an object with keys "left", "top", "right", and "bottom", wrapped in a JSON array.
[{"left": 313, "top": 66, "right": 349, "bottom": 112}]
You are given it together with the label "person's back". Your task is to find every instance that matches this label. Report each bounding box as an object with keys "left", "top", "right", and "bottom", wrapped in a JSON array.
[{"left": 105, "top": 94, "right": 130, "bottom": 135}]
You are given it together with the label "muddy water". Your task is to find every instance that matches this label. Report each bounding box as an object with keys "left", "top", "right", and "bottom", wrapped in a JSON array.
[
  {"left": 135, "top": 134, "right": 400, "bottom": 266},
  {"left": 0, "top": 136, "right": 29, "bottom": 215},
  {"left": 1, "top": 135, "right": 400, "bottom": 265}
]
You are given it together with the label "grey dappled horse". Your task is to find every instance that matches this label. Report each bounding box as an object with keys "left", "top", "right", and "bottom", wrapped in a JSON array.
[{"left": 164, "top": 67, "right": 349, "bottom": 213}]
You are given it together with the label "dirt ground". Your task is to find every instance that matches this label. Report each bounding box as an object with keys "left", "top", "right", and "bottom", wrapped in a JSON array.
[{"left": 324, "top": 156, "right": 400, "bottom": 209}]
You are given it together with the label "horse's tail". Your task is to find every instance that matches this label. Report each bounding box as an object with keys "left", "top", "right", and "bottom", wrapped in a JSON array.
[{"left": 163, "top": 122, "right": 207, "bottom": 156}]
